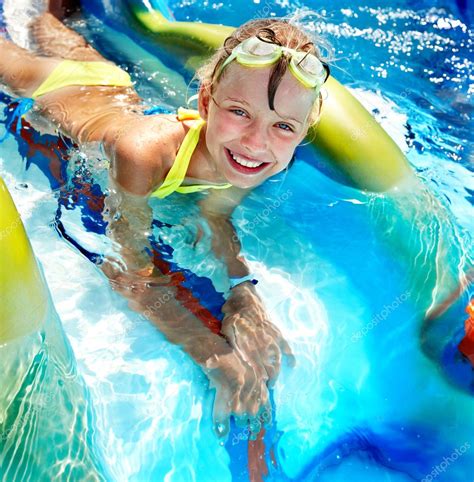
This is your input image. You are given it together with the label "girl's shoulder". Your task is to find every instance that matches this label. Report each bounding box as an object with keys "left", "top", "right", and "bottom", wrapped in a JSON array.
[
  {"left": 105, "top": 113, "right": 191, "bottom": 196},
  {"left": 153, "top": 113, "right": 199, "bottom": 159}
]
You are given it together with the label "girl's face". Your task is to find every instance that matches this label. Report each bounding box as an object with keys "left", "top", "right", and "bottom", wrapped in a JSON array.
[{"left": 198, "top": 62, "right": 318, "bottom": 189}]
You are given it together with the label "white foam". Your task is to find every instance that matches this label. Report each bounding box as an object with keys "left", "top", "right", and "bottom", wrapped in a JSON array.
[{"left": 3, "top": 0, "right": 48, "bottom": 48}]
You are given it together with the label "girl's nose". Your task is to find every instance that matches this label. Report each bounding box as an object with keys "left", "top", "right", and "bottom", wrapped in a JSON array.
[{"left": 240, "top": 122, "right": 268, "bottom": 155}]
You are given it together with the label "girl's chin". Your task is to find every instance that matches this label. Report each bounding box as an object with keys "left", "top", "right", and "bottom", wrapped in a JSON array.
[{"left": 221, "top": 163, "right": 266, "bottom": 188}]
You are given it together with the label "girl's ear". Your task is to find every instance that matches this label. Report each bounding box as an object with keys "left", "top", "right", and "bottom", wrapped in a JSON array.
[{"left": 198, "top": 83, "right": 211, "bottom": 121}]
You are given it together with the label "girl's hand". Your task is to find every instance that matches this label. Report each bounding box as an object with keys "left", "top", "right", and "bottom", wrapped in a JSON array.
[
  {"left": 204, "top": 350, "right": 271, "bottom": 439},
  {"left": 221, "top": 283, "right": 295, "bottom": 387}
]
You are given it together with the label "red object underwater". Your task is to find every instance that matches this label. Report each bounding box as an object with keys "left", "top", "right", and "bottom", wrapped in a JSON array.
[{"left": 458, "top": 299, "right": 474, "bottom": 367}]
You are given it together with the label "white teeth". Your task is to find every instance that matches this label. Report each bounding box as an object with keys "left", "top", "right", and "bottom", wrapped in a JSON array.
[{"left": 229, "top": 150, "right": 263, "bottom": 168}]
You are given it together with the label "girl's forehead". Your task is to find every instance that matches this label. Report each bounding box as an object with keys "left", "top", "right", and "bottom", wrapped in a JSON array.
[{"left": 215, "top": 63, "right": 316, "bottom": 120}]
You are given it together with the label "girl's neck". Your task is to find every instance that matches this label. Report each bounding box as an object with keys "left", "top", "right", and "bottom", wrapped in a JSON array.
[{"left": 186, "top": 123, "right": 228, "bottom": 184}]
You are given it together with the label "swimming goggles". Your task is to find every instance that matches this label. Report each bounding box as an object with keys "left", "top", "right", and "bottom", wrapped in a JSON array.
[{"left": 217, "top": 36, "right": 330, "bottom": 90}]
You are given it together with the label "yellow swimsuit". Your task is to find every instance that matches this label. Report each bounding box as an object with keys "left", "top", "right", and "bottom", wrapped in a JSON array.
[
  {"left": 150, "top": 108, "right": 232, "bottom": 199},
  {"left": 26, "top": 60, "right": 233, "bottom": 198},
  {"left": 31, "top": 59, "right": 134, "bottom": 98}
]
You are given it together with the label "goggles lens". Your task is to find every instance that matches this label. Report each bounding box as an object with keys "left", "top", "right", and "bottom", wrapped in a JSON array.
[
  {"left": 243, "top": 37, "right": 276, "bottom": 56},
  {"left": 296, "top": 52, "right": 325, "bottom": 77}
]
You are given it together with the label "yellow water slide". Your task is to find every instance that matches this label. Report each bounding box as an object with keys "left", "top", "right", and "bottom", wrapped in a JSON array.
[{"left": 0, "top": 177, "right": 48, "bottom": 344}]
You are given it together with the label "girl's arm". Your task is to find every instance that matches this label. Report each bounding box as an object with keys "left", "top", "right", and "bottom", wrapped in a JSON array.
[
  {"left": 102, "top": 184, "right": 156, "bottom": 273},
  {"left": 100, "top": 183, "right": 270, "bottom": 436},
  {"left": 102, "top": 260, "right": 270, "bottom": 438},
  {"left": 198, "top": 189, "right": 295, "bottom": 385}
]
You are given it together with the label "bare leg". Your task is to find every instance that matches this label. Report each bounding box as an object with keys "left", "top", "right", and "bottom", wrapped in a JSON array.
[
  {"left": 0, "top": 11, "right": 118, "bottom": 97},
  {"left": 30, "top": 12, "right": 106, "bottom": 61},
  {"left": 0, "top": 37, "right": 59, "bottom": 97}
]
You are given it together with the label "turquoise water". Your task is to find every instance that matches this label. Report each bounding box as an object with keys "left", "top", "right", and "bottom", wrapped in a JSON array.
[{"left": 0, "top": 0, "right": 473, "bottom": 480}]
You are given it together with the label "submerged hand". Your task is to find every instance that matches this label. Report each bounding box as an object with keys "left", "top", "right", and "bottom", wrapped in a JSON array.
[
  {"left": 205, "top": 350, "right": 271, "bottom": 439},
  {"left": 221, "top": 283, "right": 295, "bottom": 387}
]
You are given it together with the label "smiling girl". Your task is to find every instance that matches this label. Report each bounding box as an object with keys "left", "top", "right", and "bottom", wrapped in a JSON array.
[{"left": 0, "top": 12, "right": 330, "bottom": 436}]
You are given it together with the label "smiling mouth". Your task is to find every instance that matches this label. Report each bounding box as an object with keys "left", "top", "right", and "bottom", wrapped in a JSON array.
[{"left": 225, "top": 148, "right": 270, "bottom": 174}]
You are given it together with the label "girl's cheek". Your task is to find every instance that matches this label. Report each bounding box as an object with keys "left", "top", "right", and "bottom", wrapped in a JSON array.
[
  {"left": 273, "top": 138, "right": 296, "bottom": 159},
  {"left": 220, "top": 122, "right": 239, "bottom": 135},
  {"left": 215, "top": 115, "right": 243, "bottom": 137}
]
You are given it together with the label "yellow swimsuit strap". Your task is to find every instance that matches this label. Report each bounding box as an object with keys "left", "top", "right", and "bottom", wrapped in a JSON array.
[
  {"left": 150, "top": 108, "right": 232, "bottom": 199},
  {"left": 31, "top": 60, "right": 133, "bottom": 99}
]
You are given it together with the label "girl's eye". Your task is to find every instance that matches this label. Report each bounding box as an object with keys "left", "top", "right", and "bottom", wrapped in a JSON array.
[
  {"left": 228, "top": 109, "right": 294, "bottom": 131},
  {"left": 230, "top": 108, "right": 247, "bottom": 117},
  {"left": 276, "top": 123, "right": 294, "bottom": 132}
]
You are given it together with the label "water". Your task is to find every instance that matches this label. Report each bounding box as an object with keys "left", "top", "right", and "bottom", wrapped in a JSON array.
[{"left": 1, "top": 0, "right": 473, "bottom": 480}]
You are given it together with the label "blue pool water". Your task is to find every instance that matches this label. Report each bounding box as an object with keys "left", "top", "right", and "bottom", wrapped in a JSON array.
[{"left": 0, "top": 0, "right": 473, "bottom": 480}]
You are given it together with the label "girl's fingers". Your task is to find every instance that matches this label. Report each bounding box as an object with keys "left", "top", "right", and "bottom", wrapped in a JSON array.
[
  {"left": 264, "top": 364, "right": 277, "bottom": 388},
  {"left": 241, "top": 346, "right": 267, "bottom": 379},
  {"left": 262, "top": 341, "right": 281, "bottom": 386},
  {"left": 234, "top": 413, "right": 250, "bottom": 428},
  {"left": 248, "top": 416, "right": 262, "bottom": 440},
  {"left": 280, "top": 338, "right": 296, "bottom": 367},
  {"left": 248, "top": 385, "right": 271, "bottom": 438},
  {"left": 239, "top": 367, "right": 260, "bottom": 408},
  {"left": 212, "top": 389, "right": 231, "bottom": 439},
  {"left": 259, "top": 400, "right": 273, "bottom": 428}
]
